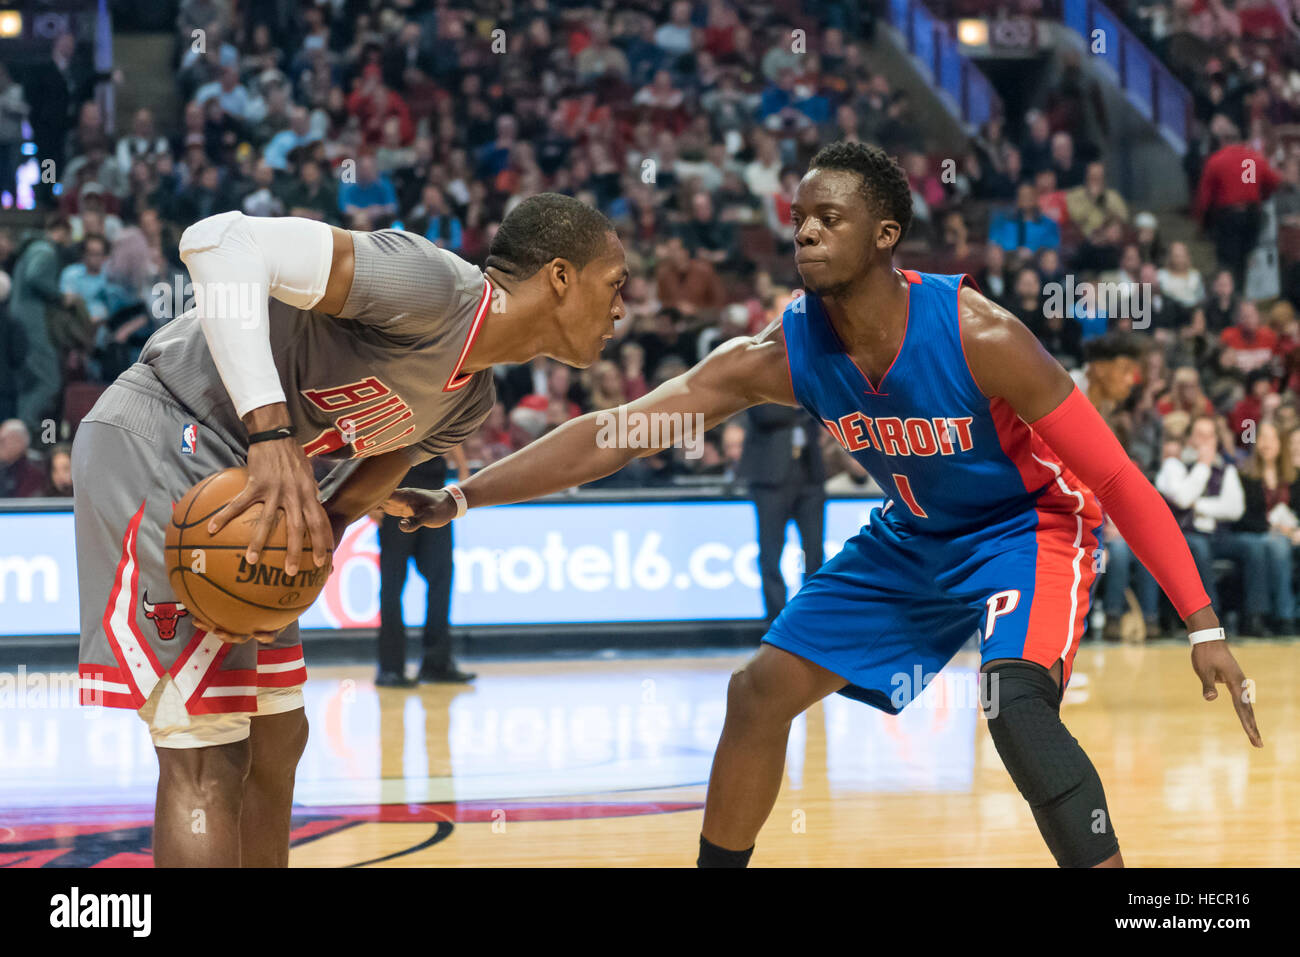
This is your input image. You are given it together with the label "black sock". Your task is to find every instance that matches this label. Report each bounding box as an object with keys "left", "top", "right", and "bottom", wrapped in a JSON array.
[{"left": 697, "top": 834, "right": 754, "bottom": 868}]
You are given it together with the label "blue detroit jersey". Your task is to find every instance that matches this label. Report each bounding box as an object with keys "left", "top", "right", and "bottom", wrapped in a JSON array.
[{"left": 782, "top": 270, "right": 1095, "bottom": 534}]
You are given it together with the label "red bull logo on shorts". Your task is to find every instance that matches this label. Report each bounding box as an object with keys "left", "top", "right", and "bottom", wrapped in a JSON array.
[{"left": 141, "top": 590, "right": 188, "bottom": 641}]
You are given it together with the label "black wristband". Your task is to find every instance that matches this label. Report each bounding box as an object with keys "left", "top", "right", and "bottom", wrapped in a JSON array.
[{"left": 247, "top": 425, "right": 298, "bottom": 445}]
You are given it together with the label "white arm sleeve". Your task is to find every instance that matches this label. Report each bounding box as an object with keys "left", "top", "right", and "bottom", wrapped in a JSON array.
[{"left": 178, "top": 211, "right": 334, "bottom": 419}]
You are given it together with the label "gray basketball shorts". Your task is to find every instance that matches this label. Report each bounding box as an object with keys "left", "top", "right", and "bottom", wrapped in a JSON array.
[{"left": 73, "top": 376, "right": 307, "bottom": 744}]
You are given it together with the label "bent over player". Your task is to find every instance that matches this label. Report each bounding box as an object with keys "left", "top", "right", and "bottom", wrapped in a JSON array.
[
  {"left": 74, "top": 194, "right": 627, "bottom": 865},
  {"left": 386, "top": 143, "right": 1262, "bottom": 868}
]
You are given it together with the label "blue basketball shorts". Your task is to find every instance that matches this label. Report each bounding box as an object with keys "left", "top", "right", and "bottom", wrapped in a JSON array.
[{"left": 763, "top": 505, "right": 1105, "bottom": 714}]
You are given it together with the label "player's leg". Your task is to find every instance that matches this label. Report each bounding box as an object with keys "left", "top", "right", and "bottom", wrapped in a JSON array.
[
  {"left": 142, "top": 679, "right": 258, "bottom": 867},
  {"left": 981, "top": 656, "right": 1122, "bottom": 867},
  {"left": 956, "top": 510, "right": 1120, "bottom": 867},
  {"left": 700, "top": 643, "right": 847, "bottom": 861},
  {"left": 701, "top": 519, "right": 964, "bottom": 866},
  {"left": 153, "top": 736, "right": 251, "bottom": 866},
  {"left": 240, "top": 702, "right": 309, "bottom": 867},
  {"left": 74, "top": 402, "right": 255, "bottom": 866}
]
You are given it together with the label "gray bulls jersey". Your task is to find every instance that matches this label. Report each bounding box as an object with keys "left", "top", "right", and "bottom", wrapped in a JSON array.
[
  {"left": 128, "top": 224, "right": 496, "bottom": 463},
  {"left": 74, "top": 225, "right": 494, "bottom": 715}
]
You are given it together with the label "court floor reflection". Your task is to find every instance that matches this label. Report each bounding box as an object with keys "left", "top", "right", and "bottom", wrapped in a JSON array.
[{"left": 2, "top": 643, "right": 1296, "bottom": 866}]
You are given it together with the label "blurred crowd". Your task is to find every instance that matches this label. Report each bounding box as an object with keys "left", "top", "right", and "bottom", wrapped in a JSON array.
[{"left": 2, "top": 0, "right": 1300, "bottom": 634}]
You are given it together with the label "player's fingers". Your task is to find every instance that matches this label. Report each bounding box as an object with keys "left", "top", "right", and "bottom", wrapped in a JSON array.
[
  {"left": 1233, "top": 694, "right": 1263, "bottom": 748},
  {"left": 381, "top": 491, "right": 417, "bottom": 517},
  {"left": 1197, "top": 664, "right": 1218, "bottom": 700},
  {"left": 207, "top": 486, "right": 256, "bottom": 534},
  {"left": 304, "top": 500, "right": 332, "bottom": 568},
  {"left": 282, "top": 502, "right": 304, "bottom": 577},
  {"left": 1228, "top": 670, "right": 1263, "bottom": 747},
  {"left": 252, "top": 631, "right": 277, "bottom": 645},
  {"left": 244, "top": 496, "right": 278, "bottom": 565}
]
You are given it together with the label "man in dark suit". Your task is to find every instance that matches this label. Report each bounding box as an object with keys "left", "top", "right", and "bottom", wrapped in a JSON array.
[
  {"left": 24, "top": 33, "right": 104, "bottom": 207},
  {"left": 737, "top": 406, "right": 826, "bottom": 625},
  {"left": 375, "top": 453, "right": 474, "bottom": 686}
]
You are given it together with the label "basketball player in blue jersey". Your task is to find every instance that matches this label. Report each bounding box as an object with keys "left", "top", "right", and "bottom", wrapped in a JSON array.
[{"left": 386, "top": 143, "right": 1261, "bottom": 868}]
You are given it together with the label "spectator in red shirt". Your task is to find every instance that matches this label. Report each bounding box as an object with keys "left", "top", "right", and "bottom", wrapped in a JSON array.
[
  {"left": 1034, "top": 168, "right": 1070, "bottom": 228},
  {"left": 519, "top": 361, "right": 583, "bottom": 430},
  {"left": 1220, "top": 300, "right": 1279, "bottom": 374},
  {"left": 655, "top": 235, "right": 726, "bottom": 317},
  {"left": 0, "top": 419, "right": 45, "bottom": 497},
  {"left": 904, "top": 152, "right": 946, "bottom": 212},
  {"left": 1195, "top": 117, "right": 1281, "bottom": 286},
  {"left": 346, "top": 64, "right": 414, "bottom": 147},
  {"left": 1156, "top": 366, "right": 1216, "bottom": 418},
  {"left": 1229, "top": 369, "right": 1277, "bottom": 437},
  {"left": 703, "top": 3, "right": 741, "bottom": 57}
]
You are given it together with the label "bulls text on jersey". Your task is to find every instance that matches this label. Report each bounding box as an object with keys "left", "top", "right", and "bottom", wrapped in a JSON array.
[{"left": 299, "top": 376, "right": 416, "bottom": 457}]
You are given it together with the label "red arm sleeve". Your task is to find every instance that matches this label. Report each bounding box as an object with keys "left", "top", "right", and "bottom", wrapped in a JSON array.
[{"left": 1030, "top": 387, "right": 1212, "bottom": 620}]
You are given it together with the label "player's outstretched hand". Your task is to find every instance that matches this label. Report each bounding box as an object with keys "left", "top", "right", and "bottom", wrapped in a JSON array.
[
  {"left": 1192, "top": 641, "right": 1262, "bottom": 748},
  {"left": 382, "top": 488, "right": 457, "bottom": 531},
  {"left": 208, "top": 431, "right": 332, "bottom": 577}
]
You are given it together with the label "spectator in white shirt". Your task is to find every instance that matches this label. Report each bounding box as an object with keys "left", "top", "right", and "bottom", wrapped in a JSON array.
[
  {"left": 743, "top": 130, "right": 783, "bottom": 199},
  {"left": 115, "top": 108, "right": 169, "bottom": 171},
  {"left": 1155, "top": 414, "right": 1245, "bottom": 622},
  {"left": 1157, "top": 241, "right": 1206, "bottom": 309}
]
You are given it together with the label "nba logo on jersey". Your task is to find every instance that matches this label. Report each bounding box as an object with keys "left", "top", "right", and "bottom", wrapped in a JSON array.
[{"left": 180, "top": 423, "right": 197, "bottom": 455}]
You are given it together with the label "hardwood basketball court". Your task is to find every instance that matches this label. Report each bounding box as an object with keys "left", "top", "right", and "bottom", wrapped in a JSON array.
[{"left": 1, "top": 641, "right": 1294, "bottom": 867}]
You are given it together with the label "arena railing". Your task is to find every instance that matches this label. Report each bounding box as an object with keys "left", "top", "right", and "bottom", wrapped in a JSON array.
[
  {"left": 886, "top": 0, "right": 1003, "bottom": 132},
  {"left": 1060, "top": 0, "right": 1192, "bottom": 153}
]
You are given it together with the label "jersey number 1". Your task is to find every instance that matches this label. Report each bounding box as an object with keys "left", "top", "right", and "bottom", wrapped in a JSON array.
[{"left": 893, "top": 474, "right": 928, "bottom": 519}]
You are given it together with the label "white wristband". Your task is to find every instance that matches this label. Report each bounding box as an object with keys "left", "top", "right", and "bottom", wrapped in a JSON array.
[
  {"left": 444, "top": 484, "right": 467, "bottom": 519},
  {"left": 1189, "top": 626, "right": 1226, "bottom": 646}
]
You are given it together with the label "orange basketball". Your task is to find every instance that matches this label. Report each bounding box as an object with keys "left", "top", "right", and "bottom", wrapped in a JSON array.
[{"left": 164, "top": 467, "right": 332, "bottom": 635}]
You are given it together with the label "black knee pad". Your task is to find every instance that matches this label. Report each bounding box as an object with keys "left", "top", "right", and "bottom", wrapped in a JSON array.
[{"left": 982, "top": 661, "right": 1119, "bottom": 868}]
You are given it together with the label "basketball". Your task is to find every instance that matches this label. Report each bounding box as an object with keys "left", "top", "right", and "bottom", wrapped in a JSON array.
[{"left": 164, "top": 467, "right": 332, "bottom": 635}]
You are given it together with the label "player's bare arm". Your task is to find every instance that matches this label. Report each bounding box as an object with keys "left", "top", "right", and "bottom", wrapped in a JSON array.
[
  {"left": 320, "top": 447, "right": 413, "bottom": 541},
  {"left": 958, "top": 285, "right": 1261, "bottom": 747},
  {"left": 384, "top": 320, "right": 796, "bottom": 530}
]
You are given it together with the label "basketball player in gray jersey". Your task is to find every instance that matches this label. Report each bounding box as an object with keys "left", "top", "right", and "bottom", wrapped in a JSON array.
[{"left": 73, "top": 194, "right": 628, "bottom": 866}]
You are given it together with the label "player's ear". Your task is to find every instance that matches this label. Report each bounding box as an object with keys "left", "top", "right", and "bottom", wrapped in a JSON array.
[
  {"left": 877, "top": 219, "right": 901, "bottom": 251},
  {"left": 547, "top": 257, "right": 576, "bottom": 299}
]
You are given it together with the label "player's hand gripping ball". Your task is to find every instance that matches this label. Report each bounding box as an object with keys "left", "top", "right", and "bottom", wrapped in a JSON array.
[{"left": 165, "top": 467, "right": 333, "bottom": 637}]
